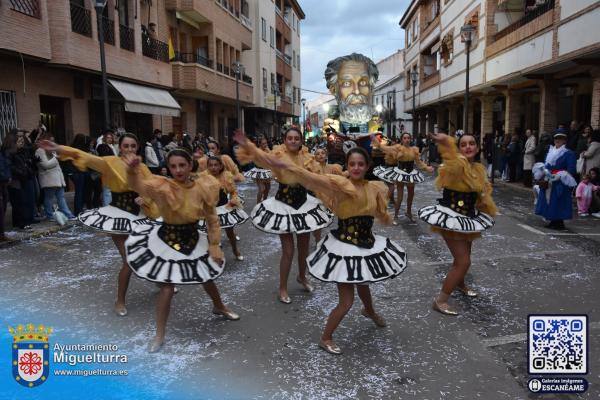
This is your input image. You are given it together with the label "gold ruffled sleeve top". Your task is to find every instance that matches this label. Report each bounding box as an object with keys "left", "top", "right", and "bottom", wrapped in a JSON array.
[
  {"left": 236, "top": 141, "right": 318, "bottom": 184},
  {"left": 60, "top": 146, "right": 154, "bottom": 192},
  {"left": 127, "top": 166, "right": 223, "bottom": 258},
  {"left": 436, "top": 138, "right": 497, "bottom": 217},
  {"left": 201, "top": 170, "right": 241, "bottom": 207},
  {"left": 377, "top": 142, "right": 432, "bottom": 173},
  {"left": 277, "top": 164, "right": 392, "bottom": 224},
  {"left": 324, "top": 163, "right": 345, "bottom": 176},
  {"left": 220, "top": 154, "right": 245, "bottom": 182},
  {"left": 60, "top": 146, "right": 159, "bottom": 216},
  {"left": 198, "top": 154, "right": 244, "bottom": 182}
]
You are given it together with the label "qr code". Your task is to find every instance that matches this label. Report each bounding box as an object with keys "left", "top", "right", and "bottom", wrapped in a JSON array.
[{"left": 528, "top": 315, "right": 587, "bottom": 374}]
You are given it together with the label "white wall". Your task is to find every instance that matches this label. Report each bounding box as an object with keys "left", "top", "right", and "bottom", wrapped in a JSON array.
[
  {"left": 558, "top": 7, "right": 600, "bottom": 56},
  {"left": 290, "top": 8, "right": 302, "bottom": 116},
  {"left": 246, "top": 0, "right": 277, "bottom": 109},
  {"left": 560, "top": 0, "right": 599, "bottom": 19},
  {"left": 486, "top": 31, "right": 553, "bottom": 82}
]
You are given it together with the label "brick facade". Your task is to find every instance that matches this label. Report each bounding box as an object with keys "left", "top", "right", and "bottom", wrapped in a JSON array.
[
  {"left": 539, "top": 78, "right": 559, "bottom": 134},
  {"left": 0, "top": 0, "right": 273, "bottom": 142}
]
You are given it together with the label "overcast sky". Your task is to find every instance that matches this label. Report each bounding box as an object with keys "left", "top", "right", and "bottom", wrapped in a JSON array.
[{"left": 299, "top": 0, "right": 410, "bottom": 101}]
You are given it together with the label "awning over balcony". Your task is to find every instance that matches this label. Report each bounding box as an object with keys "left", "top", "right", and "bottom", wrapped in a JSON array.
[{"left": 108, "top": 79, "right": 181, "bottom": 117}]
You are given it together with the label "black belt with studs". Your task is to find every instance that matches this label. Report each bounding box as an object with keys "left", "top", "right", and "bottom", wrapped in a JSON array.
[
  {"left": 439, "top": 189, "right": 477, "bottom": 217},
  {"left": 397, "top": 161, "right": 415, "bottom": 173},
  {"left": 332, "top": 216, "right": 375, "bottom": 249},
  {"left": 275, "top": 183, "right": 307, "bottom": 210},
  {"left": 157, "top": 222, "right": 199, "bottom": 255},
  {"left": 110, "top": 191, "right": 140, "bottom": 215}
]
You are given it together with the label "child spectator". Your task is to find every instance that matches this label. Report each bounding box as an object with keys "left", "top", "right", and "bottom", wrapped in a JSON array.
[{"left": 575, "top": 173, "right": 600, "bottom": 217}]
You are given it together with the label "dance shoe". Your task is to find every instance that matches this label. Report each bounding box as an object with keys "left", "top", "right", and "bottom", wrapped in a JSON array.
[
  {"left": 147, "top": 337, "right": 164, "bottom": 353},
  {"left": 212, "top": 308, "right": 240, "bottom": 321},
  {"left": 405, "top": 213, "right": 415, "bottom": 223},
  {"left": 361, "top": 309, "right": 387, "bottom": 327},
  {"left": 235, "top": 252, "right": 244, "bottom": 261},
  {"left": 114, "top": 303, "right": 128, "bottom": 317},
  {"left": 392, "top": 218, "right": 399, "bottom": 226},
  {"left": 456, "top": 285, "right": 477, "bottom": 297},
  {"left": 296, "top": 277, "right": 314, "bottom": 293},
  {"left": 278, "top": 294, "right": 292, "bottom": 304},
  {"left": 319, "top": 340, "right": 342, "bottom": 355},
  {"left": 432, "top": 300, "right": 458, "bottom": 316}
]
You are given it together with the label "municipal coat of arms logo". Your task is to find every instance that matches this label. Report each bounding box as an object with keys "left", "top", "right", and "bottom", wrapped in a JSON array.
[{"left": 9, "top": 323, "right": 52, "bottom": 388}]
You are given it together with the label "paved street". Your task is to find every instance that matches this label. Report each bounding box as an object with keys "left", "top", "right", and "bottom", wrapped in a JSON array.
[{"left": 1, "top": 178, "right": 599, "bottom": 400}]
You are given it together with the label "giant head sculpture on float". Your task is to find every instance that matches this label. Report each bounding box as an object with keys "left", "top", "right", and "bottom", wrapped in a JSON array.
[{"left": 324, "top": 53, "right": 380, "bottom": 162}]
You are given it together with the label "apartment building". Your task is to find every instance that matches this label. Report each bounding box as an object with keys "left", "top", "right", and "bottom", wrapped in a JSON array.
[
  {"left": 372, "top": 49, "right": 412, "bottom": 138},
  {"left": 242, "top": 0, "right": 304, "bottom": 138},
  {"left": 399, "top": 0, "right": 600, "bottom": 139},
  {"left": 167, "top": 0, "right": 254, "bottom": 143},
  {"left": 0, "top": 0, "right": 178, "bottom": 143},
  {"left": 306, "top": 94, "right": 335, "bottom": 134},
  {"left": 0, "top": 0, "right": 258, "bottom": 144}
]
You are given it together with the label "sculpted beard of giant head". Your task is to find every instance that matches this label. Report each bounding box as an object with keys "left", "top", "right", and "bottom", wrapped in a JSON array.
[{"left": 325, "top": 53, "right": 378, "bottom": 126}]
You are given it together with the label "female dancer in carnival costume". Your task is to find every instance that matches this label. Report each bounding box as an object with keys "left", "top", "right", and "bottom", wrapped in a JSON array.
[
  {"left": 235, "top": 131, "right": 407, "bottom": 354},
  {"left": 373, "top": 133, "right": 433, "bottom": 224},
  {"left": 198, "top": 140, "right": 245, "bottom": 182},
  {"left": 201, "top": 156, "right": 249, "bottom": 261},
  {"left": 123, "top": 149, "right": 239, "bottom": 352},
  {"left": 234, "top": 128, "right": 333, "bottom": 303},
  {"left": 244, "top": 136, "right": 273, "bottom": 204},
  {"left": 418, "top": 132, "right": 497, "bottom": 315},
  {"left": 39, "top": 134, "right": 157, "bottom": 317},
  {"left": 312, "top": 147, "right": 346, "bottom": 243}
]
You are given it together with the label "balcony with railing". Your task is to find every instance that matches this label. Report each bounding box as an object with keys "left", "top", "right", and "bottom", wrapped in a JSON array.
[
  {"left": 172, "top": 58, "right": 253, "bottom": 102},
  {"left": 70, "top": 1, "right": 92, "bottom": 37},
  {"left": 119, "top": 24, "right": 134, "bottom": 51},
  {"left": 172, "top": 52, "right": 213, "bottom": 68},
  {"left": 494, "top": 0, "right": 555, "bottom": 41},
  {"left": 141, "top": 34, "right": 169, "bottom": 63},
  {"left": 100, "top": 16, "right": 115, "bottom": 45},
  {"left": 275, "top": 50, "right": 293, "bottom": 79},
  {"left": 9, "top": 0, "right": 41, "bottom": 18},
  {"left": 487, "top": 0, "right": 555, "bottom": 57},
  {"left": 420, "top": 69, "right": 440, "bottom": 91},
  {"left": 240, "top": 14, "right": 252, "bottom": 30}
]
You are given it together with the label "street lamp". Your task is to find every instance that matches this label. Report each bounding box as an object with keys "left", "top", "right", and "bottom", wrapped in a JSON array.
[
  {"left": 93, "top": 0, "right": 109, "bottom": 131},
  {"left": 301, "top": 98, "right": 306, "bottom": 134},
  {"left": 411, "top": 69, "right": 418, "bottom": 138},
  {"left": 461, "top": 23, "right": 475, "bottom": 133},
  {"left": 232, "top": 61, "right": 244, "bottom": 129},
  {"left": 273, "top": 82, "right": 280, "bottom": 138}
]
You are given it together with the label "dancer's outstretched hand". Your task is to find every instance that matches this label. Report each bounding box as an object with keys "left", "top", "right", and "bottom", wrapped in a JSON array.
[
  {"left": 209, "top": 247, "right": 224, "bottom": 266},
  {"left": 122, "top": 153, "right": 140, "bottom": 169},
  {"left": 37, "top": 140, "right": 59, "bottom": 152},
  {"left": 38, "top": 140, "right": 79, "bottom": 159},
  {"left": 232, "top": 129, "right": 248, "bottom": 146},
  {"left": 430, "top": 132, "right": 449, "bottom": 144}
]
